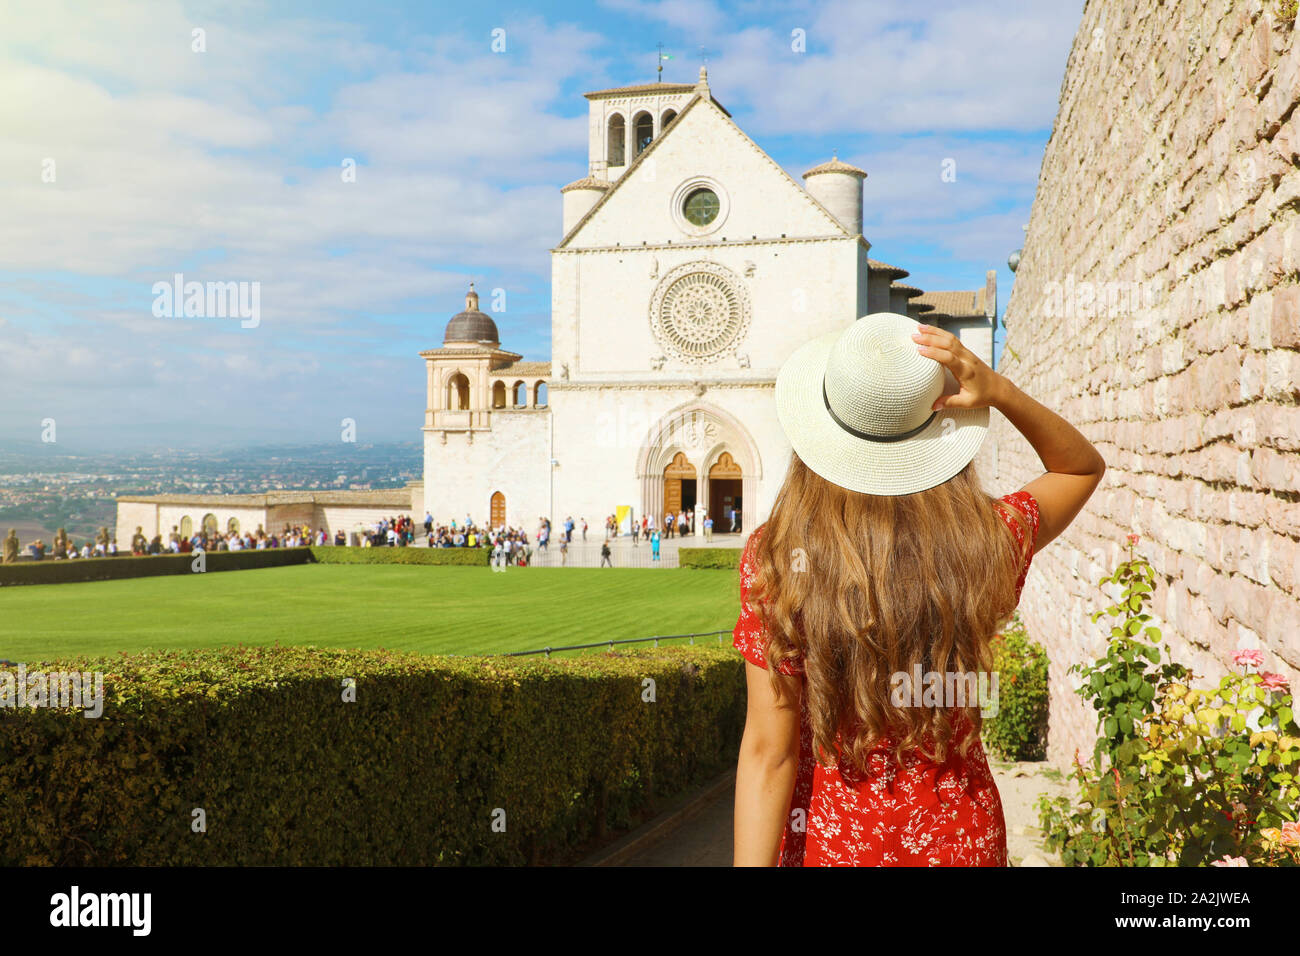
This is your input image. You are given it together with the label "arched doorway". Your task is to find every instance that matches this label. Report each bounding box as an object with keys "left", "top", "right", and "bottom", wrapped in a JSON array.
[
  {"left": 637, "top": 402, "right": 762, "bottom": 533},
  {"left": 179, "top": 515, "right": 193, "bottom": 538},
  {"left": 663, "top": 451, "right": 696, "bottom": 520},
  {"left": 708, "top": 452, "right": 743, "bottom": 533},
  {"left": 490, "top": 491, "right": 506, "bottom": 528}
]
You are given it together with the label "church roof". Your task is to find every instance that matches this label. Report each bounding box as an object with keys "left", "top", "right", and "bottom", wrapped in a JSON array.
[
  {"left": 890, "top": 282, "right": 923, "bottom": 298},
  {"left": 803, "top": 155, "right": 867, "bottom": 179},
  {"left": 493, "top": 361, "right": 551, "bottom": 378},
  {"left": 910, "top": 302, "right": 935, "bottom": 313},
  {"left": 444, "top": 285, "right": 500, "bottom": 346},
  {"left": 913, "top": 289, "right": 988, "bottom": 319},
  {"left": 585, "top": 81, "right": 697, "bottom": 99},
  {"left": 556, "top": 92, "right": 849, "bottom": 249},
  {"left": 561, "top": 177, "right": 611, "bottom": 193},
  {"left": 867, "top": 259, "right": 909, "bottom": 279}
]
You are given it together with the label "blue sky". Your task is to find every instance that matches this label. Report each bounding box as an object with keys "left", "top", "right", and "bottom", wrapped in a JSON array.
[{"left": 0, "top": 0, "right": 1082, "bottom": 450}]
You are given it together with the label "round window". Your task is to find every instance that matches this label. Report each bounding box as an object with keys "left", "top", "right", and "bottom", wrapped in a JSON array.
[{"left": 682, "top": 188, "right": 720, "bottom": 226}]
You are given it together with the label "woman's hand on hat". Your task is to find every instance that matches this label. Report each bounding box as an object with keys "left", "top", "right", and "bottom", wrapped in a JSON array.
[{"left": 911, "top": 325, "right": 1001, "bottom": 411}]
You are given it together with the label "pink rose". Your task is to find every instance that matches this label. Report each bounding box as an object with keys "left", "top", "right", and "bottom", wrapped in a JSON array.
[
  {"left": 1279, "top": 821, "right": 1300, "bottom": 846},
  {"left": 1126, "top": 533, "right": 1140, "bottom": 545},
  {"left": 1210, "top": 856, "right": 1248, "bottom": 867},
  {"left": 1260, "top": 672, "right": 1290, "bottom": 691},
  {"left": 1233, "top": 649, "right": 1265, "bottom": 669}
]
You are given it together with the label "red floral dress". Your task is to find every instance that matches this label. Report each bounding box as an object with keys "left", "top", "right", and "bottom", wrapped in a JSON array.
[{"left": 732, "top": 491, "right": 1040, "bottom": 867}]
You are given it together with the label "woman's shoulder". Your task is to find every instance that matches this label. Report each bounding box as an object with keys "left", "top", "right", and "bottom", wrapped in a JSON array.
[
  {"left": 995, "top": 491, "right": 1040, "bottom": 547},
  {"left": 738, "top": 525, "right": 766, "bottom": 575}
]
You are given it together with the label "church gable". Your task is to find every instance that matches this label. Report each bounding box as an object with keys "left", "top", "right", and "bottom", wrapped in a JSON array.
[{"left": 559, "top": 98, "right": 849, "bottom": 249}]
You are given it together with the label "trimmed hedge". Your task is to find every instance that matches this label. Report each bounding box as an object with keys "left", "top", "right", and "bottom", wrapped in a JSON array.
[
  {"left": 308, "top": 545, "right": 490, "bottom": 567},
  {"left": 0, "top": 547, "right": 313, "bottom": 587},
  {"left": 0, "top": 544, "right": 493, "bottom": 587},
  {"left": 0, "top": 644, "right": 745, "bottom": 865},
  {"left": 679, "top": 547, "right": 743, "bottom": 570}
]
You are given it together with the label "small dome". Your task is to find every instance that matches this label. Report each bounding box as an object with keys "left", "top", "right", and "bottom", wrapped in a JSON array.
[
  {"left": 867, "top": 258, "right": 909, "bottom": 279},
  {"left": 561, "top": 176, "right": 611, "bottom": 193},
  {"left": 444, "top": 284, "right": 499, "bottom": 346},
  {"left": 803, "top": 154, "right": 867, "bottom": 179}
]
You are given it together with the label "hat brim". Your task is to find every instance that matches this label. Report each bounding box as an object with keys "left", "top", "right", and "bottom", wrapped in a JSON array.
[{"left": 775, "top": 329, "right": 989, "bottom": 496}]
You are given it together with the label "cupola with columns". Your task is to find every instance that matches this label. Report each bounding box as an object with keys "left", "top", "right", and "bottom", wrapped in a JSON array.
[{"left": 419, "top": 284, "right": 550, "bottom": 437}]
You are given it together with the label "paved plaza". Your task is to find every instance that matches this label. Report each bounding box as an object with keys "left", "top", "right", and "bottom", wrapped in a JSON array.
[{"left": 523, "top": 529, "right": 749, "bottom": 568}]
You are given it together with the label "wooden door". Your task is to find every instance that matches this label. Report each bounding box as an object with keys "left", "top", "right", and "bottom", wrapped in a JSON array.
[
  {"left": 663, "top": 452, "right": 695, "bottom": 516},
  {"left": 490, "top": 491, "right": 506, "bottom": 527}
]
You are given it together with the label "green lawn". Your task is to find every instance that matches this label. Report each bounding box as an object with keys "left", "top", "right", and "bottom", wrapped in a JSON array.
[{"left": 0, "top": 564, "right": 741, "bottom": 661}]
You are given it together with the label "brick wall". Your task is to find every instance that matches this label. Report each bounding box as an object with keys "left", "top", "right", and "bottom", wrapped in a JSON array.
[{"left": 977, "top": 0, "right": 1300, "bottom": 766}]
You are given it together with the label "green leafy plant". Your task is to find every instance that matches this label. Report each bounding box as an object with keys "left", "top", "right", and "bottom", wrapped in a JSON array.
[
  {"left": 1074, "top": 533, "right": 1188, "bottom": 766},
  {"left": 983, "top": 612, "right": 1049, "bottom": 761}
]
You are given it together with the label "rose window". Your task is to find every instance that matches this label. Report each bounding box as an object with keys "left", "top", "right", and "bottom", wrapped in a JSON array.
[{"left": 650, "top": 263, "right": 750, "bottom": 363}]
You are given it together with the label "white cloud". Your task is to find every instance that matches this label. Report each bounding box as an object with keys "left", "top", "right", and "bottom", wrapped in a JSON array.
[{"left": 693, "top": 0, "right": 1078, "bottom": 135}]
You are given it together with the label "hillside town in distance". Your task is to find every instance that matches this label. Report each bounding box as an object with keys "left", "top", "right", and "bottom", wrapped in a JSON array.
[{"left": 0, "top": 443, "right": 421, "bottom": 546}]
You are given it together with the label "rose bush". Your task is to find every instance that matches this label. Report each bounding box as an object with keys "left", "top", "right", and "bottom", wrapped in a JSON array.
[{"left": 1038, "top": 535, "right": 1300, "bottom": 866}]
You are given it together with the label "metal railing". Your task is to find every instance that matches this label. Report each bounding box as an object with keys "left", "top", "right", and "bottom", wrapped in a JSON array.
[
  {"left": 502, "top": 629, "right": 731, "bottom": 658},
  {"left": 525, "top": 544, "right": 681, "bottom": 568}
]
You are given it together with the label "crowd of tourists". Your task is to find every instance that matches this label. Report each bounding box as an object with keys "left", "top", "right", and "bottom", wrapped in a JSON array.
[{"left": 3, "top": 505, "right": 741, "bottom": 565}]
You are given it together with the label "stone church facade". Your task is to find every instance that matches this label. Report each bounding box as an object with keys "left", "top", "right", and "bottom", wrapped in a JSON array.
[
  {"left": 419, "top": 68, "right": 998, "bottom": 532},
  {"left": 115, "top": 69, "right": 997, "bottom": 544}
]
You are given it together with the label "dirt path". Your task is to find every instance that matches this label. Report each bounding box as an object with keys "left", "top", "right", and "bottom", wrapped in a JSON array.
[{"left": 989, "top": 758, "right": 1072, "bottom": 866}]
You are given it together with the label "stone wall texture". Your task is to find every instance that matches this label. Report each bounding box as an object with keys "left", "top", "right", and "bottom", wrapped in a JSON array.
[{"left": 977, "top": 0, "right": 1300, "bottom": 766}]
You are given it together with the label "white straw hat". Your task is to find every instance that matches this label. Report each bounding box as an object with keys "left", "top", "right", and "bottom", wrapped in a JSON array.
[{"left": 774, "top": 312, "right": 988, "bottom": 496}]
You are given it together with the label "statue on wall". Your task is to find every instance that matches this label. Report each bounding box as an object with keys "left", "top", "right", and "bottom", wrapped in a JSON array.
[
  {"left": 97, "top": 527, "right": 110, "bottom": 549},
  {"left": 131, "top": 526, "right": 148, "bottom": 555},
  {"left": 3, "top": 529, "right": 18, "bottom": 564},
  {"left": 54, "top": 527, "right": 68, "bottom": 559}
]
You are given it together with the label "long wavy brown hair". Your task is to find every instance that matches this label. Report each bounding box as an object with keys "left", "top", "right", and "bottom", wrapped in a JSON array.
[{"left": 751, "top": 453, "right": 1031, "bottom": 772}]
